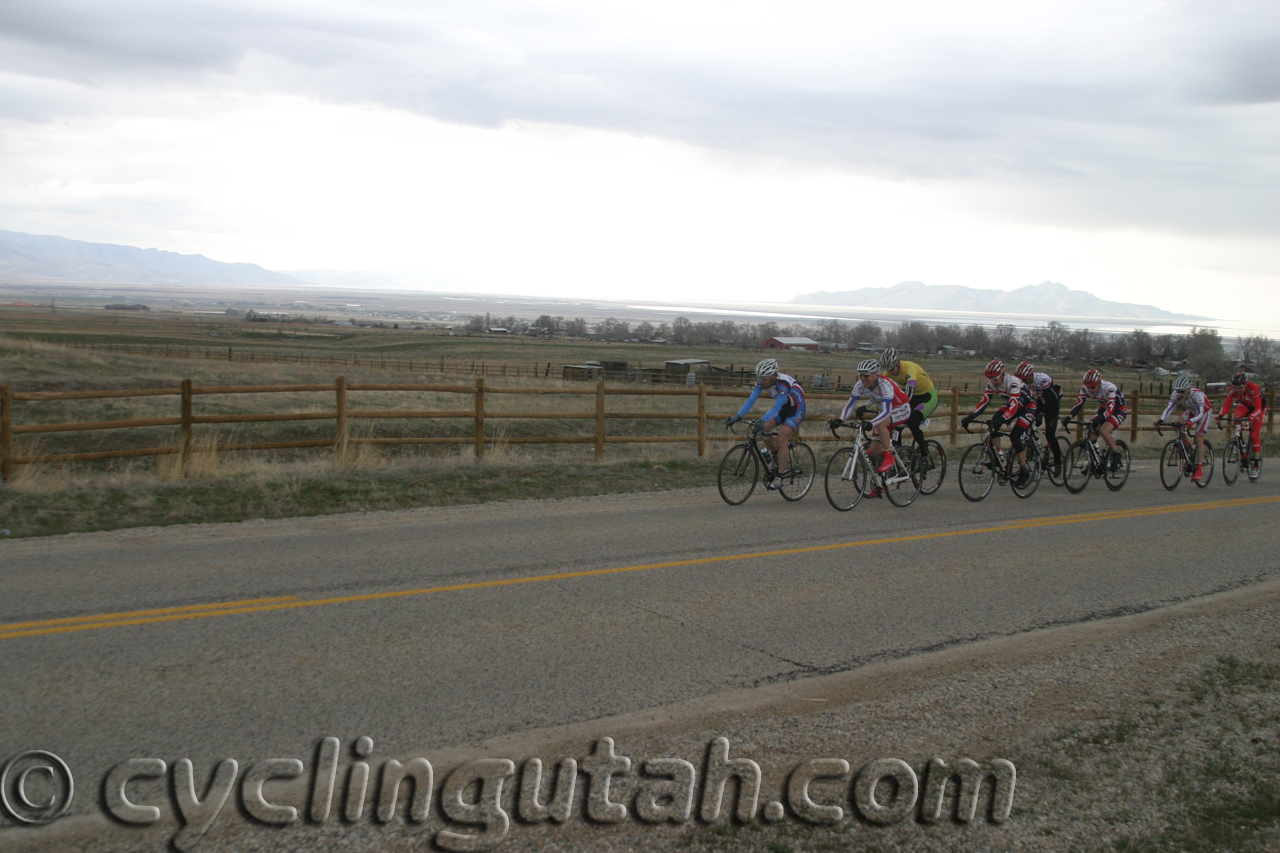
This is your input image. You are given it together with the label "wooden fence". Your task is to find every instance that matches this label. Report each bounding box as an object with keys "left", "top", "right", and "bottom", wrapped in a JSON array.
[{"left": 0, "top": 381, "right": 1273, "bottom": 482}]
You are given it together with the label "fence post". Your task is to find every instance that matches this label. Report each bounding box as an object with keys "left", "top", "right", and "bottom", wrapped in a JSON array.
[
  {"left": 595, "top": 381, "right": 605, "bottom": 461},
  {"left": 335, "top": 376, "right": 349, "bottom": 463},
  {"left": 474, "top": 378, "right": 486, "bottom": 459},
  {"left": 697, "top": 382, "right": 707, "bottom": 457},
  {"left": 1, "top": 385, "right": 11, "bottom": 483},
  {"left": 180, "top": 379, "right": 193, "bottom": 475},
  {"left": 1130, "top": 392, "right": 1140, "bottom": 442},
  {"left": 949, "top": 387, "right": 959, "bottom": 445}
]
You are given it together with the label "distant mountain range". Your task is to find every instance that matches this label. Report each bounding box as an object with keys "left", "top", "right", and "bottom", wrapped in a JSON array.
[
  {"left": 793, "top": 281, "right": 1204, "bottom": 321},
  {"left": 0, "top": 230, "right": 300, "bottom": 286}
]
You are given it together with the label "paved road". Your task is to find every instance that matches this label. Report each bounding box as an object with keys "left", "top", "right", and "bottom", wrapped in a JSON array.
[{"left": 1, "top": 463, "right": 1278, "bottom": 831}]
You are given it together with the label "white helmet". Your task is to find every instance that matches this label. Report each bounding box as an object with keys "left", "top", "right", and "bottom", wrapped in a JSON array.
[
  {"left": 857, "top": 359, "right": 880, "bottom": 373},
  {"left": 755, "top": 358, "right": 779, "bottom": 378},
  {"left": 881, "top": 347, "right": 900, "bottom": 371},
  {"left": 1172, "top": 374, "right": 1192, "bottom": 391}
]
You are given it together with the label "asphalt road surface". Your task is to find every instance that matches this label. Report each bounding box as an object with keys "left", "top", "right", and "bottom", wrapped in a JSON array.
[{"left": 1, "top": 461, "right": 1278, "bottom": 846}]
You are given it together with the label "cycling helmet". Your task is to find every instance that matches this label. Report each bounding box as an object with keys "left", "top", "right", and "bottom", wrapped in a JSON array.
[
  {"left": 1083, "top": 368, "right": 1102, "bottom": 387},
  {"left": 881, "top": 347, "right": 900, "bottom": 372},
  {"left": 857, "top": 359, "right": 880, "bottom": 374},
  {"left": 1014, "top": 361, "right": 1034, "bottom": 382},
  {"left": 984, "top": 359, "right": 1004, "bottom": 379},
  {"left": 1232, "top": 370, "right": 1248, "bottom": 387},
  {"left": 755, "top": 358, "right": 779, "bottom": 379},
  {"left": 1172, "top": 374, "right": 1192, "bottom": 391}
]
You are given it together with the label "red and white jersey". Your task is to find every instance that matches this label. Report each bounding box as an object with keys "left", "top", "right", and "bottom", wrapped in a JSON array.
[
  {"left": 1219, "top": 381, "right": 1266, "bottom": 418},
  {"left": 1071, "top": 380, "right": 1126, "bottom": 419},
  {"left": 1028, "top": 372, "right": 1057, "bottom": 400},
  {"left": 974, "top": 374, "right": 1032, "bottom": 419},
  {"left": 1161, "top": 387, "right": 1211, "bottom": 422},
  {"left": 841, "top": 375, "right": 910, "bottom": 425}
]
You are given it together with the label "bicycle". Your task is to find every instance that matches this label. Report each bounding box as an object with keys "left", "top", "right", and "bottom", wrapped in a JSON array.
[
  {"left": 718, "top": 420, "right": 816, "bottom": 505},
  {"left": 957, "top": 419, "right": 1042, "bottom": 501},
  {"left": 823, "top": 418, "right": 922, "bottom": 510},
  {"left": 1155, "top": 420, "right": 1213, "bottom": 490},
  {"left": 1219, "top": 415, "right": 1262, "bottom": 486},
  {"left": 1031, "top": 422, "right": 1071, "bottom": 488},
  {"left": 1061, "top": 420, "right": 1130, "bottom": 493},
  {"left": 912, "top": 429, "right": 948, "bottom": 496}
]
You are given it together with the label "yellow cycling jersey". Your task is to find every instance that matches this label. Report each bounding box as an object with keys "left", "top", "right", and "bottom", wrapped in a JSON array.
[{"left": 886, "top": 360, "right": 935, "bottom": 396}]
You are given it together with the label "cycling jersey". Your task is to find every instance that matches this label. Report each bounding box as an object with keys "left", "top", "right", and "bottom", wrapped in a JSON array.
[
  {"left": 1220, "top": 381, "right": 1266, "bottom": 454},
  {"left": 1028, "top": 372, "right": 1060, "bottom": 401},
  {"left": 1219, "top": 381, "right": 1266, "bottom": 418},
  {"left": 1069, "top": 380, "right": 1127, "bottom": 427},
  {"left": 1161, "top": 387, "right": 1211, "bottom": 434},
  {"left": 973, "top": 374, "right": 1034, "bottom": 422},
  {"left": 736, "top": 373, "right": 806, "bottom": 427},
  {"left": 885, "top": 361, "right": 935, "bottom": 397},
  {"left": 841, "top": 375, "right": 910, "bottom": 426}
]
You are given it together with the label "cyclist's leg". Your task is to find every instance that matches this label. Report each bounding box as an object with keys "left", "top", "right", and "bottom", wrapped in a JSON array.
[
  {"left": 760, "top": 417, "right": 780, "bottom": 456},
  {"left": 907, "top": 391, "right": 934, "bottom": 454},
  {"left": 1040, "top": 395, "right": 1062, "bottom": 466},
  {"left": 1010, "top": 420, "right": 1028, "bottom": 468},
  {"left": 776, "top": 422, "right": 794, "bottom": 474},
  {"left": 1192, "top": 413, "right": 1208, "bottom": 464},
  {"left": 873, "top": 420, "right": 894, "bottom": 469}
]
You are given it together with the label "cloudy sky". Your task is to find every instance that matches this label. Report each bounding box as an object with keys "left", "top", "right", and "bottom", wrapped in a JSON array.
[{"left": 1, "top": 1, "right": 1277, "bottom": 323}]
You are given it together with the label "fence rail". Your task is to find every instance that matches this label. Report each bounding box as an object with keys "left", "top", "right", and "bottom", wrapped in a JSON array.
[{"left": 0, "top": 380, "right": 1273, "bottom": 482}]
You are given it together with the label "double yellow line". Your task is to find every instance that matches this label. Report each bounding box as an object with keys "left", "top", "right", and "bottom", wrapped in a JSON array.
[{"left": 3, "top": 494, "right": 1276, "bottom": 642}]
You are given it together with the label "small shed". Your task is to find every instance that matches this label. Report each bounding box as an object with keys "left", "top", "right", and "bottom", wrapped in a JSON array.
[{"left": 665, "top": 358, "right": 711, "bottom": 376}]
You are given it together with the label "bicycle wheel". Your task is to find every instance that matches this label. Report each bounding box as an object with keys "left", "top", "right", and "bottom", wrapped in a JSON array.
[
  {"left": 779, "top": 442, "right": 816, "bottom": 501},
  {"left": 958, "top": 442, "right": 996, "bottom": 502},
  {"left": 1195, "top": 440, "right": 1214, "bottom": 488},
  {"left": 1222, "top": 437, "right": 1243, "bottom": 486},
  {"left": 884, "top": 445, "right": 923, "bottom": 507},
  {"left": 1063, "top": 441, "right": 1093, "bottom": 494},
  {"left": 917, "top": 439, "right": 947, "bottom": 495},
  {"left": 717, "top": 444, "right": 759, "bottom": 505},
  {"left": 1011, "top": 443, "right": 1042, "bottom": 499},
  {"left": 824, "top": 447, "right": 866, "bottom": 511},
  {"left": 1104, "top": 439, "right": 1130, "bottom": 491},
  {"left": 1159, "top": 440, "right": 1183, "bottom": 490},
  {"left": 1047, "top": 436, "right": 1071, "bottom": 487}
]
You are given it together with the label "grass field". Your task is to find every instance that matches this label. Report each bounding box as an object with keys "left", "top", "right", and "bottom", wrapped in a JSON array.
[{"left": 1, "top": 309, "right": 1271, "bottom": 538}]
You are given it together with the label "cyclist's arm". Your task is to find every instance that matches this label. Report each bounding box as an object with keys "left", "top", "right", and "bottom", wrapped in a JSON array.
[
  {"left": 761, "top": 394, "right": 788, "bottom": 424},
  {"left": 971, "top": 390, "right": 994, "bottom": 416},
  {"left": 735, "top": 385, "right": 763, "bottom": 419},
  {"left": 1159, "top": 395, "right": 1179, "bottom": 422},
  {"left": 839, "top": 391, "right": 862, "bottom": 422},
  {"left": 1067, "top": 390, "right": 1087, "bottom": 420}
]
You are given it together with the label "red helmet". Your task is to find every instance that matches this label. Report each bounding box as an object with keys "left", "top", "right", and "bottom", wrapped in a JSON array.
[
  {"left": 1083, "top": 368, "right": 1102, "bottom": 387},
  {"left": 1014, "top": 361, "right": 1034, "bottom": 382},
  {"left": 984, "top": 359, "right": 1005, "bottom": 379}
]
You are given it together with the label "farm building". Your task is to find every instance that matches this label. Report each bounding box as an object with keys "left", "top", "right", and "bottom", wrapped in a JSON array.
[{"left": 762, "top": 337, "right": 820, "bottom": 351}]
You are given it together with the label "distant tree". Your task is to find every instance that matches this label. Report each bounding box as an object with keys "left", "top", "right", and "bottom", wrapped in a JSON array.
[
  {"left": 1187, "top": 327, "right": 1226, "bottom": 380},
  {"left": 1066, "top": 328, "right": 1094, "bottom": 363},
  {"left": 563, "top": 317, "right": 588, "bottom": 337},
  {"left": 962, "top": 325, "right": 990, "bottom": 354},
  {"left": 852, "top": 320, "right": 882, "bottom": 345},
  {"left": 816, "top": 318, "right": 845, "bottom": 344},
  {"left": 672, "top": 316, "right": 693, "bottom": 345},
  {"left": 894, "top": 321, "right": 934, "bottom": 353},
  {"left": 1128, "top": 329, "right": 1153, "bottom": 363},
  {"left": 1045, "top": 321, "right": 1069, "bottom": 357},
  {"left": 596, "top": 317, "right": 630, "bottom": 341},
  {"left": 634, "top": 321, "right": 656, "bottom": 340},
  {"left": 655, "top": 322, "right": 671, "bottom": 340},
  {"left": 756, "top": 321, "right": 780, "bottom": 342},
  {"left": 1236, "top": 335, "right": 1275, "bottom": 377},
  {"left": 990, "top": 324, "right": 1020, "bottom": 356},
  {"left": 933, "top": 324, "right": 963, "bottom": 349},
  {"left": 465, "top": 315, "right": 485, "bottom": 333},
  {"left": 534, "top": 314, "right": 560, "bottom": 333}
]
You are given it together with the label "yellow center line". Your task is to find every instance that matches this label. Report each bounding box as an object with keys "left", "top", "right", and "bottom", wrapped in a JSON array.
[
  {"left": 0, "top": 596, "right": 300, "bottom": 632},
  {"left": 2, "top": 495, "right": 1276, "bottom": 642}
]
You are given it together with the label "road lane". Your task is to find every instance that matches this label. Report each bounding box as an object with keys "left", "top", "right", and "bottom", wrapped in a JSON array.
[{"left": 1, "top": 468, "right": 1278, "bottom": 827}]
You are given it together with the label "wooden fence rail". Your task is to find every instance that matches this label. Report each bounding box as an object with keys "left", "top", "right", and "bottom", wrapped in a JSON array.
[{"left": 0, "top": 380, "right": 1273, "bottom": 482}]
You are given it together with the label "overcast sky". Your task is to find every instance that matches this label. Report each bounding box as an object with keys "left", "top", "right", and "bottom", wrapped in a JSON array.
[{"left": 1, "top": 1, "right": 1277, "bottom": 323}]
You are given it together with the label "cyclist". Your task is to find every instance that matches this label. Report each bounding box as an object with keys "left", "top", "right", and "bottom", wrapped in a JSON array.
[
  {"left": 1063, "top": 368, "right": 1128, "bottom": 473},
  {"left": 831, "top": 358, "right": 911, "bottom": 474},
  {"left": 961, "top": 358, "right": 1035, "bottom": 487},
  {"left": 1217, "top": 370, "right": 1267, "bottom": 480},
  {"left": 725, "top": 359, "right": 806, "bottom": 489},
  {"left": 1155, "top": 374, "right": 1212, "bottom": 483},
  {"left": 882, "top": 347, "right": 937, "bottom": 466},
  {"left": 1014, "top": 360, "right": 1064, "bottom": 475}
]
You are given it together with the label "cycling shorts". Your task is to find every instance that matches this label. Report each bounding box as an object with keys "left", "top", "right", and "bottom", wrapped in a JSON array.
[
  {"left": 1173, "top": 408, "right": 1209, "bottom": 434},
  {"left": 1100, "top": 406, "right": 1128, "bottom": 430},
  {"left": 911, "top": 389, "right": 939, "bottom": 419},
  {"left": 764, "top": 400, "right": 805, "bottom": 433}
]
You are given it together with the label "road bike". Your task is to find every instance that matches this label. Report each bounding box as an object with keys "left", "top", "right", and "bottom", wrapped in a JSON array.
[
  {"left": 1061, "top": 420, "right": 1130, "bottom": 493},
  {"left": 1220, "top": 415, "right": 1262, "bottom": 486},
  {"left": 1155, "top": 420, "right": 1213, "bottom": 490},
  {"left": 823, "top": 418, "right": 922, "bottom": 510},
  {"left": 912, "top": 430, "right": 948, "bottom": 496},
  {"left": 957, "top": 419, "right": 1042, "bottom": 501},
  {"left": 1032, "top": 422, "right": 1071, "bottom": 488},
  {"left": 718, "top": 420, "right": 816, "bottom": 505}
]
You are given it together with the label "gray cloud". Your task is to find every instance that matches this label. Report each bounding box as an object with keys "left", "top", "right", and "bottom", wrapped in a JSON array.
[{"left": 1, "top": 0, "right": 1277, "bottom": 235}]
